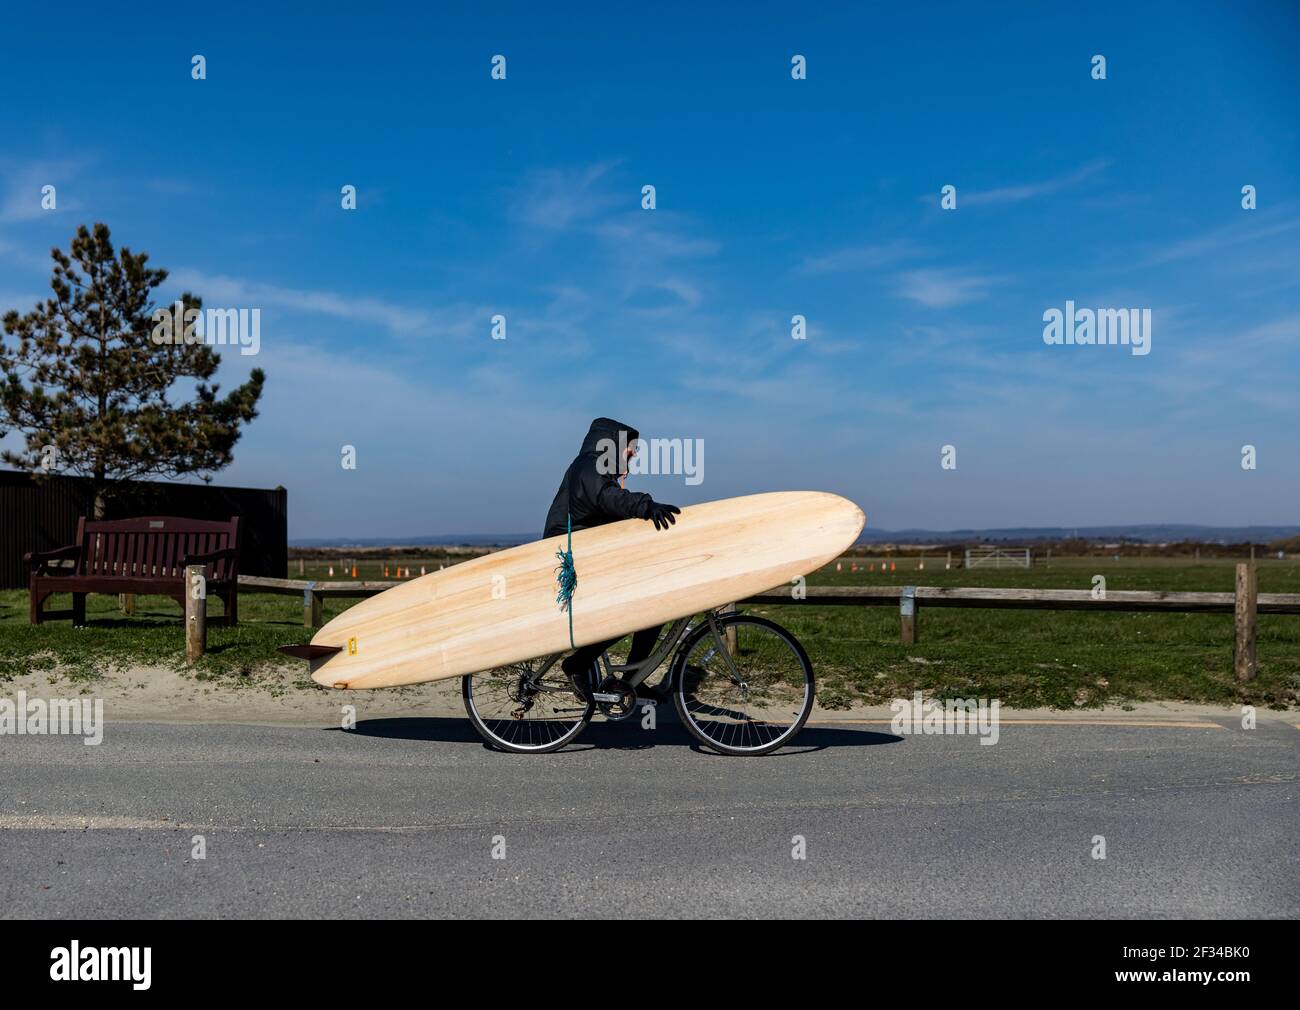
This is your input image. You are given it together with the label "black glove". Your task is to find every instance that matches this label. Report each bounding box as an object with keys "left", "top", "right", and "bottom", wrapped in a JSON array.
[{"left": 647, "top": 502, "right": 681, "bottom": 531}]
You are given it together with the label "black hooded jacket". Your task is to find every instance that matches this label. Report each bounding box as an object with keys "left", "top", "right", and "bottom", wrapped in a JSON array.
[{"left": 544, "top": 417, "right": 655, "bottom": 538}]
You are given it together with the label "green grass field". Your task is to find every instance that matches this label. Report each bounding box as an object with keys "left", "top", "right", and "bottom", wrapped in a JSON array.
[{"left": 2, "top": 556, "right": 1297, "bottom": 709}]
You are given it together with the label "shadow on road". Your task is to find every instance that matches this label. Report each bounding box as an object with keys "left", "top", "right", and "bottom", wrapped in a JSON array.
[
  {"left": 342, "top": 716, "right": 902, "bottom": 755},
  {"left": 337, "top": 718, "right": 485, "bottom": 744}
]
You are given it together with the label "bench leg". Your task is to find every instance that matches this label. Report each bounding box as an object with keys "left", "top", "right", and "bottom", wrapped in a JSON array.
[
  {"left": 29, "top": 586, "right": 45, "bottom": 625},
  {"left": 225, "top": 588, "right": 238, "bottom": 627},
  {"left": 71, "top": 593, "right": 87, "bottom": 627}
]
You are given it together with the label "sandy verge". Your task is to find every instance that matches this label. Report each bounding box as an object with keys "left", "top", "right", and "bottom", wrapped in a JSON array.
[
  {"left": 2, "top": 663, "right": 465, "bottom": 727},
  {"left": 0, "top": 663, "right": 1290, "bottom": 728}
]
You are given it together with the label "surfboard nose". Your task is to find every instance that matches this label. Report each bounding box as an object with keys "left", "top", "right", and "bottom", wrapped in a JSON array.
[{"left": 820, "top": 492, "right": 866, "bottom": 537}]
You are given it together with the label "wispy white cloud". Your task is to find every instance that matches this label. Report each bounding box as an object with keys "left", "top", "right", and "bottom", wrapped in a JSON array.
[
  {"left": 219, "top": 339, "right": 579, "bottom": 536},
  {"left": 1171, "top": 312, "right": 1300, "bottom": 369},
  {"left": 594, "top": 215, "right": 720, "bottom": 259},
  {"left": 0, "top": 237, "right": 55, "bottom": 273},
  {"left": 798, "top": 239, "right": 925, "bottom": 275},
  {"left": 166, "top": 268, "right": 482, "bottom": 339},
  {"left": 510, "top": 161, "right": 624, "bottom": 231},
  {"left": 504, "top": 164, "right": 721, "bottom": 328},
  {"left": 1144, "top": 208, "right": 1300, "bottom": 265},
  {"left": 0, "top": 156, "right": 90, "bottom": 222},
  {"left": 895, "top": 268, "right": 1001, "bottom": 308},
  {"left": 959, "top": 159, "right": 1111, "bottom": 208},
  {"left": 630, "top": 277, "right": 702, "bottom": 311}
]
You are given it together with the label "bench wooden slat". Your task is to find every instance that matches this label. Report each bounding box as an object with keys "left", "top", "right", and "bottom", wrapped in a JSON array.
[{"left": 131, "top": 530, "right": 145, "bottom": 578}]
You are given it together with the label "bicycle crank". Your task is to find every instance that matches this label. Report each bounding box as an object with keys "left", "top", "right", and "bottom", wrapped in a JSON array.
[{"left": 593, "top": 677, "right": 638, "bottom": 720}]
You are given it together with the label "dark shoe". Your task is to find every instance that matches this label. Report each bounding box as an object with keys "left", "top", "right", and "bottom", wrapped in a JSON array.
[{"left": 562, "top": 660, "right": 593, "bottom": 703}]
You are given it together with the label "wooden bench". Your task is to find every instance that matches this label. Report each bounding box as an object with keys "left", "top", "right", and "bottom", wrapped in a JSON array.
[{"left": 26, "top": 516, "right": 241, "bottom": 626}]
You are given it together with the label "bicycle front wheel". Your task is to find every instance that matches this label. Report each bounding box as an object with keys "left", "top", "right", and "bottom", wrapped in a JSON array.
[{"left": 672, "top": 614, "right": 814, "bottom": 755}]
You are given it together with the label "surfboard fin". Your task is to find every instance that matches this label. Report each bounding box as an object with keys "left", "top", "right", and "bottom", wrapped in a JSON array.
[{"left": 277, "top": 644, "right": 343, "bottom": 661}]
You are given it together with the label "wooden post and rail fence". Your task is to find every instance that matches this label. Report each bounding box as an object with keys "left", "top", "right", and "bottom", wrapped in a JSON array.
[{"left": 234, "top": 562, "right": 1289, "bottom": 681}]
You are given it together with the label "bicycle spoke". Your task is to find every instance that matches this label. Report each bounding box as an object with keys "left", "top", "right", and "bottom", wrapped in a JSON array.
[
  {"left": 676, "top": 616, "right": 813, "bottom": 755},
  {"left": 463, "top": 659, "right": 590, "bottom": 752}
]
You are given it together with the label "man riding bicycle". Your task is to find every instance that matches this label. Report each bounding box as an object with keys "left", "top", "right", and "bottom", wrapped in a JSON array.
[{"left": 544, "top": 417, "right": 681, "bottom": 701}]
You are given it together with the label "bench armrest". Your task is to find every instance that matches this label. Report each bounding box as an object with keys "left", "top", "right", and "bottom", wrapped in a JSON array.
[
  {"left": 181, "top": 546, "right": 239, "bottom": 568},
  {"left": 23, "top": 544, "right": 81, "bottom": 572}
]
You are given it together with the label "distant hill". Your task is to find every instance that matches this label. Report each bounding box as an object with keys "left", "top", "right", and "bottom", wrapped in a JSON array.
[
  {"left": 854, "top": 524, "right": 1300, "bottom": 545},
  {"left": 290, "top": 533, "right": 535, "bottom": 548},
  {"left": 291, "top": 523, "right": 1300, "bottom": 548}
]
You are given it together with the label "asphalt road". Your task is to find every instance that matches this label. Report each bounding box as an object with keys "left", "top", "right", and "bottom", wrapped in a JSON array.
[{"left": 1, "top": 712, "right": 1296, "bottom": 918}]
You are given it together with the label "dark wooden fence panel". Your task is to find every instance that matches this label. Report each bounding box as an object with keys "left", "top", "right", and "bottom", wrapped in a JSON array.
[{"left": 0, "top": 471, "right": 286, "bottom": 589}]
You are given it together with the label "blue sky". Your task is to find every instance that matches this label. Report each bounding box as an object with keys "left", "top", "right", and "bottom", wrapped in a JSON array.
[{"left": 1, "top": 0, "right": 1297, "bottom": 537}]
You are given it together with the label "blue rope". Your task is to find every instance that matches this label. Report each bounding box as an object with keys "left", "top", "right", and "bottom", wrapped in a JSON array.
[{"left": 554, "top": 513, "right": 577, "bottom": 647}]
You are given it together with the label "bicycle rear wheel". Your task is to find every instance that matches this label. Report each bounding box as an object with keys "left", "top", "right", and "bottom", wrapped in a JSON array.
[
  {"left": 462, "top": 656, "right": 593, "bottom": 753},
  {"left": 672, "top": 614, "right": 814, "bottom": 755}
]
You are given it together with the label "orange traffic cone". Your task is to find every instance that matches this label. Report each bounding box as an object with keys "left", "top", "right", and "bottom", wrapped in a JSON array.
[
  {"left": 890, "top": 561, "right": 897, "bottom": 572},
  {"left": 351, "top": 565, "right": 357, "bottom": 578}
]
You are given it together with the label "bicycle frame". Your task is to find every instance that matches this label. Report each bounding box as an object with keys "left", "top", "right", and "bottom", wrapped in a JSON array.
[
  {"left": 515, "top": 609, "right": 742, "bottom": 700},
  {"left": 597, "top": 609, "right": 741, "bottom": 691}
]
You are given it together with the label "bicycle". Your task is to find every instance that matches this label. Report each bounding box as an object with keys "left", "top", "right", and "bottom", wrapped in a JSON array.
[{"left": 462, "top": 609, "right": 815, "bottom": 756}]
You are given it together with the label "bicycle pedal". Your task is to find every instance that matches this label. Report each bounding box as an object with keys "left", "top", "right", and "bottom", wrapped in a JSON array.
[{"left": 591, "top": 691, "right": 623, "bottom": 703}]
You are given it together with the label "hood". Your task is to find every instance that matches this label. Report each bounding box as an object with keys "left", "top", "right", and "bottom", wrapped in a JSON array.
[{"left": 580, "top": 416, "right": 640, "bottom": 473}]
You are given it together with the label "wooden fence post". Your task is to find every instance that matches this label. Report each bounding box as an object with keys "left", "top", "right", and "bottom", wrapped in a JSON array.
[
  {"left": 185, "top": 564, "right": 206, "bottom": 664},
  {"left": 303, "top": 582, "right": 322, "bottom": 628},
  {"left": 1234, "top": 562, "right": 1257, "bottom": 681},
  {"left": 900, "top": 586, "right": 917, "bottom": 644}
]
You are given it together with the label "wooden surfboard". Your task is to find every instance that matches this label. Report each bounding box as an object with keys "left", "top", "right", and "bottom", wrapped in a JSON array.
[{"left": 294, "top": 491, "right": 864, "bottom": 690}]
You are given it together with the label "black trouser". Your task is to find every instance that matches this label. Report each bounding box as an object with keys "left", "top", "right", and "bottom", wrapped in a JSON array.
[{"left": 562, "top": 625, "right": 662, "bottom": 681}]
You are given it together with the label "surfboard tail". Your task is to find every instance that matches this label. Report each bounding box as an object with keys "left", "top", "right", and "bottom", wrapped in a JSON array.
[{"left": 277, "top": 644, "right": 343, "bottom": 661}]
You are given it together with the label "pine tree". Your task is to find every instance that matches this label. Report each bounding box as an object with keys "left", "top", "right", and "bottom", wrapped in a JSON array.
[{"left": 0, "top": 223, "right": 265, "bottom": 515}]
